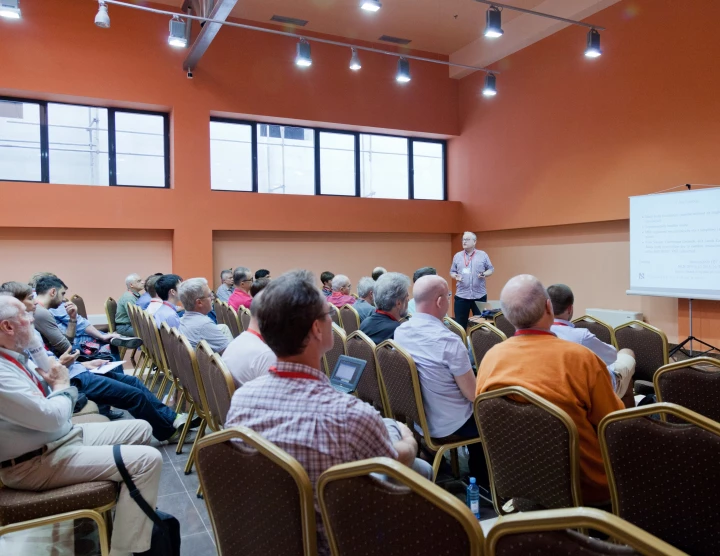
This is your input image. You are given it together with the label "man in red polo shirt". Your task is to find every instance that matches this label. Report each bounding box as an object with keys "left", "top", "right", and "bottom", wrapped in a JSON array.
[{"left": 228, "top": 266, "right": 253, "bottom": 311}]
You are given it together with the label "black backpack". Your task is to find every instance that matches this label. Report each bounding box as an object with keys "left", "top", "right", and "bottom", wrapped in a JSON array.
[{"left": 113, "top": 445, "right": 181, "bottom": 556}]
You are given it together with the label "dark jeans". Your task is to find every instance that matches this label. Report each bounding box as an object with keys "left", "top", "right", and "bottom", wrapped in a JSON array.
[
  {"left": 71, "top": 370, "right": 177, "bottom": 441},
  {"left": 453, "top": 414, "right": 490, "bottom": 490},
  {"left": 453, "top": 295, "right": 487, "bottom": 331}
]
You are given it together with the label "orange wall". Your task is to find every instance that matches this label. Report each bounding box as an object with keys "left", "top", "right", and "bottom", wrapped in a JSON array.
[{"left": 450, "top": 0, "right": 720, "bottom": 344}]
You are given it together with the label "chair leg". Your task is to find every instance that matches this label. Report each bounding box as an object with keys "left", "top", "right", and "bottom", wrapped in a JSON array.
[
  {"left": 174, "top": 388, "right": 185, "bottom": 413},
  {"left": 148, "top": 368, "right": 163, "bottom": 394},
  {"left": 450, "top": 448, "right": 460, "bottom": 478},
  {"left": 196, "top": 484, "right": 203, "bottom": 499},
  {"left": 156, "top": 374, "right": 170, "bottom": 400},
  {"left": 143, "top": 365, "right": 156, "bottom": 388},
  {"left": 133, "top": 351, "right": 148, "bottom": 377},
  {"left": 176, "top": 404, "right": 195, "bottom": 454},
  {"left": 184, "top": 419, "right": 207, "bottom": 475}
]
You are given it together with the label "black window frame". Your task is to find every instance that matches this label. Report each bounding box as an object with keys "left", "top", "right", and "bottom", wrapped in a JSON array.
[
  {"left": 210, "top": 117, "right": 447, "bottom": 201},
  {"left": 0, "top": 96, "right": 170, "bottom": 189}
]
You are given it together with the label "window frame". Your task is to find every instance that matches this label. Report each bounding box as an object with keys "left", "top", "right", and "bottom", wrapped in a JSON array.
[
  {"left": 0, "top": 95, "right": 170, "bottom": 189},
  {"left": 210, "top": 117, "right": 447, "bottom": 200}
]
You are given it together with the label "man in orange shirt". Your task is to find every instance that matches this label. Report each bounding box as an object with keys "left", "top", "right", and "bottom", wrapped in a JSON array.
[{"left": 476, "top": 274, "right": 624, "bottom": 504}]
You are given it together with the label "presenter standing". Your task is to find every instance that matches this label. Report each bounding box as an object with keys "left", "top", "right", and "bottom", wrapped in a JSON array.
[{"left": 450, "top": 232, "right": 494, "bottom": 330}]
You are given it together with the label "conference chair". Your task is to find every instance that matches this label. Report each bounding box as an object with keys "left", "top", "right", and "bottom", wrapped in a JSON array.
[
  {"left": 318, "top": 457, "right": 484, "bottom": 556},
  {"left": 70, "top": 294, "right": 89, "bottom": 319},
  {"left": 226, "top": 305, "right": 242, "bottom": 338},
  {"left": 492, "top": 311, "right": 516, "bottom": 338},
  {"left": 572, "top": 315, "right": 617, "bottom": 348},
  {"left": 599, "top": 402, "right": 720, "bottom": 556},
  {"left": 339, "top": 304, "right": 360, "bottom": 335},
  {"left": 485, "top": 507, "right": 685, "bottom": 556},
  {"left": 322, "top": 323, "right": 347, "bottom": 377},
  {"left": 654, "top": 357, "right": 720, "bottom": 423},
  {"left": 127, "top": 304, "right": 150, "bottom": 376},
  {"left": 468, "top": 322, "right": 506, "bottom": 368},
  {"left": 613, "top": 321, "right": 668, "bottom": 383},
  {"left": 214, "top": 300, "right": 228, "bottom": 327},
  {"left": 158, "top": 322, "right": 183, "bottom": 410},
  {"left": 239, "top": 306, "right": 251, "bottom": 332},
  {"left": 195, "top": 426, "right": 317, "bottom": 556},
  {"left": 330, "top": 305, "right": 343, "bottom": 328},
  {"left": 104, "top": 297, "right": 118, "bottom": 333},
  {"left": 376, "top": 340, "right": 482, "bottom": 480},
  {"left": 346, "top": 331, "right": 390, "bottom": 417},
  {"left": 444, "top": 316, "right": 467, "bottom": 344},
  {"left": 140, "top": 310, "right": 174, "bottom": 400},
  {"left": 195, "top": 340, "right": 236, "bottom": 431},
  {"left": 0, "top": 481, "right": 116, "bottom": 556},
  {"left": 473, "top": 386, "right": 583, "bottom": 516}
]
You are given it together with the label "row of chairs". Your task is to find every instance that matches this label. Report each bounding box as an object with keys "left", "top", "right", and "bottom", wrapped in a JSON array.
[{"left": 215, "top": 300, "right": 251, "bottom": 339}]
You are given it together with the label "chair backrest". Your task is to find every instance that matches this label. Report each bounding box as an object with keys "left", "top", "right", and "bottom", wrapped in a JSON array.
[
  {"left": 655, "top": 357, "right": 720, "bottom": 423},
  {"left": 322, "top": 323, "right": 347, "bottom": 377},
  {"left": 599, "top": 402, "right": 720, "bottom": 556},
  {"left": 71, "top": 294, "right": 88, "bottom": 319},
  {"left": 613, "top": 321, "right": 668, "bottom": 382},
  {"left": 318, "top": 457, "right": 484, "bottom": 556},
  {"left": 443, "top": 316, "right": 467, "bottom": 344},
  {"left": 239, "top": 307, "right": 251, "bottom": 332},
  {"left": 330, "top": 305, "right": 342, "bottom": 328},
  {"left": 139, "top": 309, "right": 166, "bottom": 373},
  {"left": 493, "top": 311, "right": 516, "bottom": 338},
  {"left": 196, "top": 427, "right": 317, "bottom": 556},
  {"left": 572, "top": 315, "right": 616, "bottom": 348},
  {"left": 159, "top": 322, "right": 178, "bottom": 376},
  {"left": 474, "top": 386, "right": 582, "bottom": 515},
  {"left": 104, "top": 297, "right": 118, "bottom": 333},
  {"left": 214, "top": 300, "right": 228, "bottom": 327},
  {"left": 339, "top": 304, "right": 360, "bottom": 335},
  {"left": 468, "top": 323, "right": 506, "bottom": 367},
  {"left": 170, "top": 329, "right": 211, "bottom": 420},
  {"left": 195, "top": 340, "right": 236, "bottom": 430},
  {"left": 346, "top": 331, "right": 389, "bottom": 417},
  {"left": 226, "top": 305, "right": 242, "bottom": 338},
  {"left": 486, "top": 507, "right": 685, "bottom": 556}
]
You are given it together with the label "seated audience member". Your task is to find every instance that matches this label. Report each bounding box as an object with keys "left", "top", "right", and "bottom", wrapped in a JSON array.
[
  {"left": 225, "top": 270, "right": 429, "bottom": 555},
  {"left": 548, "top": 284, "right": 636, "bottom": 397},
  {"left": 407, "top": 266, "right": 438, "bottom": 316},
  {"left": 34, "top": 276, "right": 140, "bottom": 357},
  {"left": 0, "top": 296, "right": 163, "bottom": 556},
  {"left": 153, "top": 274, "right": 182, "bottom": 329},
  {"left": 251, "top": 277, "right": 270, "bottom": 297},
  {"left": 394, "top": 275, "right": 488, "bottom": 486},
  {"left": 254, "top": 269, "right": 271, "bottom": 280},
  {"left": 215, "top": 269, "right": 234, "bottom": 303},
  {"left": 476, "top": 275, "right": 624, "bottom": 505},
  {"left": 228, "top": 267, "right": 253, "bottom": 311},
  {"left": 320, "top": 271, "right": 334, "bottom": 297},
  {"left": 139, "top": 273, "right": 162, "bottom": 311},
  {"left": 359, "top": 272, "right": 410, "bottom": 344},
  {"left": 1, "top": 283, "right": 193, "bottom": 442},
  {"left": 222, "top": 291, "right": 276, "bottom": 387},
  {"left": 115, "top": 273, "right": 145, "bottom": 336},
  {"left": 372, "top": 266, "right": 387, "bottom": 281},
  {"left": 353, "top": 277, "right": 376, "bottom": 322},
  {"left": 328, "top": 275, "right": 356, "bottom": 308},
  {"left": 178, "top": 278, "right": 232, "bottom": 353}
]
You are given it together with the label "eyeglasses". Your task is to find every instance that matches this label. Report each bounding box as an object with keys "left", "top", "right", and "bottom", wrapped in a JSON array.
[{"left": 321, "top": 308, "right": 335, "bottom": 319}]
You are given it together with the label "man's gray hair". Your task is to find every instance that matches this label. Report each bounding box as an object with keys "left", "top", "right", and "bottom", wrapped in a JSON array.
[
  {"left": 220, "top": 269, "right": 232, "bottom": 280},
  {"left": 125, "top": 273, "right": 140, "bottom": 288},
  {"left": 500, "top": 275, "right": 549, "bottom": 329},
  {"left": 357, "top": 277, "right": 375, "bottom": 299},
  {"left": 0, "top": 295, "right": 22, "bottom": 323},
  {"left": 178, "top": 278, "right": 209, "bottom": 310},
  {"left": 462, "top": 231, "right": 477, "bottom": 241},
  {"left": 331, "top": 275, "right": 350, "bottom": 291},
  {"left": 233, "top": 267, "right": 251, "bottom": 286},
  {"left": 374, "top": 272, "right": 410, "bottom": 312}
]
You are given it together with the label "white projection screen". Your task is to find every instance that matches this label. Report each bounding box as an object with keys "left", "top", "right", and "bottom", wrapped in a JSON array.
[{"left": 628, "top": 188, "right": 720, "bottom": 300}]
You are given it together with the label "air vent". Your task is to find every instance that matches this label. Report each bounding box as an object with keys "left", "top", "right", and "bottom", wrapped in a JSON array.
[
  {"left": 378, "top": 35, "right": 412, "bottom": 45},
  {"left": 270, "top": 15, "right": 309, "bottom": 27}
]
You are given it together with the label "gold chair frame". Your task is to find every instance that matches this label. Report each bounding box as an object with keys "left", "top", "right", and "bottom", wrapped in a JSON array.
[
  {"left": 127, "top": 304, "right": 150, "bottom": 377},
  {"left": 346, "top": 330, "right": 391, "bottom": 417},
  {"left": 238, "top": 306, "right": 251, "bottom": 333},
  {"left": 613, "top": 320, "right": 669, "bottom": 368},
  {"left": 318, "top": 457, "right": 484, "bottom": 556},
  {"left": 443, "top": 316, "right": 467, "bottom": 344},
  {"left": 572, "top": 315, "right": 618, "bottom": 349},
  {"left": 339, "top": 304, "right": 361, "bottom": 334},
  {"left": 226, "top": 305, "right": 242, "bottom": 338},
  {"left": 468, "top": 322, "right": 506, "bottom": 367},
  {"left": 322, "top": 323, "right": 347, "bottom": 377},
  {"left": 473, "top": 386, "right": 583, "bottom": 515},
  {"left": 70, "top": 294, "right": 88, "bottom": 319},
  {"left": 654, "top": 356, "right": 720, "bottom": 405},
  {"left": 196, "top": 426, "right": 317, "bottom": 556},
  {"left": 330, "top": 305, "right": 343, "bottom": 329},
  {"left": 214, "top": 300, "right": 228, "bottom": 327},
  {"left": 491, "top": 310, "right": 516, "bottom": 338},
  {"left": 485, "top": 507, "right": 686, "bottom": 556}
]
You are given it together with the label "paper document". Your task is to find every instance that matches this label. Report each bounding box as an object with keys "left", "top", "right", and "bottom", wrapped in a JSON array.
[{"left": 90, "top": 361, "right": 125, "bottom": 375}]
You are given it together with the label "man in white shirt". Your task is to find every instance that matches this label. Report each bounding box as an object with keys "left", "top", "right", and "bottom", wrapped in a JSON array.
[
  {"left": 178, "top": 278, "right": 232, "bottom": 353},
  {"left": 222, "top": 291, "right": 277, "bottom": 387},
  {"left": 548, "top": 284, "right": 635, "bottom": 397},
  {"left": 393, "top": 275, "right": 489, "bottom": 488}
]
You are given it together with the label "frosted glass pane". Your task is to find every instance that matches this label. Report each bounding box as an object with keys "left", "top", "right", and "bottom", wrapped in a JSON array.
[
  {"left": 0, "top": 101, "right": 41, "bottom": 181},
  {"left": 320, "top": 132, "right": 355, "bottom": 196}
]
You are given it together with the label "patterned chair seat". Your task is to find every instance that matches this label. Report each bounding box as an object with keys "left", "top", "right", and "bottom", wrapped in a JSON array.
[{"left": 0, "top": 482, "right": 118, "bottom": 525}]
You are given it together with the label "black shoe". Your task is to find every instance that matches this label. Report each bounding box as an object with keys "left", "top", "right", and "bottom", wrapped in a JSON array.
[
  {"left": 110, "top": 336, "right": 143, "bottom": 349},
  {"left": 102, "top": 408, "right": 125, "bottom": 421}
]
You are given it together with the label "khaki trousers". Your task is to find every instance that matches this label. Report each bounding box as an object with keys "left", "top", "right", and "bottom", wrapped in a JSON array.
[
  {"left": 0, "top": 420, "right": 162, "bottom": 556},
  {"left": 613, "top": 352, "right": 636, "bottom": 398}
]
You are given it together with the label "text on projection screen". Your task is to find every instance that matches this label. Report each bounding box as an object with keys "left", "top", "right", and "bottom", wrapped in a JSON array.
[{"left": 629, "top": 188, "right": 720, "bottom": 301}]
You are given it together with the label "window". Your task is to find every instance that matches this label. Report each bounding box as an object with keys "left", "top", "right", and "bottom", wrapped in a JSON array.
[
  {"left": 0, "top": 97, "right": 169, "bottom": 188},
  {"left": 210, "top": 121, "right": 253, "bottom": 192},
  {"left": 257, "top": 124, "right": 314, "bottom": 195},
  {"left": 412, "top": 141, "right": 445, "bottom": 200},
  {"left": 319, "top": 132, "right": 356, "bottom": 196},
  {"left": 360, "top": 134, "right": 408, "bottom": 199}
]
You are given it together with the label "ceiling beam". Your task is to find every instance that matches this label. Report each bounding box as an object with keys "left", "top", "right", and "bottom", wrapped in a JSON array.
[{"left": 183, "top": 0, "right": 238, "bottom": 71}]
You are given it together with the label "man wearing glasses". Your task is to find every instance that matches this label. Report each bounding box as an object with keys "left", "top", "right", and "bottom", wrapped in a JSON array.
[
  {"left": 450, "top": 231, "right": 494, "bottom": 330},
  {"left": 178, "top": 278, "right": 232, "bottom": 354},
  {"left": 228, "top": 267, "right": 253, "bottom": 311}
]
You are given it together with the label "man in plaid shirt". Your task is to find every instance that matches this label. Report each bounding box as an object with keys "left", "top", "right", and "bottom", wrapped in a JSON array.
[{"left": 225, "top": 269, "right": 423, "bottom": 555}]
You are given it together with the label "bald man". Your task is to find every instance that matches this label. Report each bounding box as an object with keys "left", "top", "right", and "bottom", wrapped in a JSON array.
[
  {"left": 394, "top": 275, "right": 489, "bottom": 488},
  {"left": 476, "top": 275, "right": 624, "bottom": 506}
]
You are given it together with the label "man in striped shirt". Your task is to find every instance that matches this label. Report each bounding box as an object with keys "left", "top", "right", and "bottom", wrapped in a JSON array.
[{"left": 450, "top": 231, "right": 494, "bottom": 330}]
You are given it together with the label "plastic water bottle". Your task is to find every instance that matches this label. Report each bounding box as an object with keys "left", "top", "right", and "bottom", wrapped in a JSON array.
[{"left": 466, "top": 477, "right": 480, "bottom": 518}]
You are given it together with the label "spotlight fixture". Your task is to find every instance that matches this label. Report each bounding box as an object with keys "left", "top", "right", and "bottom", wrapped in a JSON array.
[
  {"left": 396, "top": 57, "right": 411, "bottom": 83},
  {"left": 295, "top": 39, "right": 312, "bottom": 67},
  {"left": 168, "top": 16, "right": 188, "bottom": 48},
  {"left": 484, "top": 6, "right": 503, "bottom": 38},
  {"left": 360, "top": 0, "right": 382, "bottom": 12},
  {"left": 482, "top": 73, "right": 497, "bottom": 97},
  {"left": 585, "top": 28, "right": 602, "bottom": 58},
  {"left": 94, "top": 0, "right": 110, "bottom": 28},
  {"left": 0, "top": 0, "right": 21, "bottom": 19},
  {"left": 349, "top": 48, "right": 362, "bottom": 71}
]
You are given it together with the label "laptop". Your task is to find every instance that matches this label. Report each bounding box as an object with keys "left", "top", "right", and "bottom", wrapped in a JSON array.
[
  {"left": 330, "top": 355, "right": 367, "bottom": 394},
  {"left": 474, "top": 301, "right": 494, "bottom": 313}
]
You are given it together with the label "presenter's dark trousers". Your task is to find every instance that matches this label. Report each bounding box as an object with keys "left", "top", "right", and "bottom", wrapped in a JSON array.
[{"left": 454, "top": 295, "right": 487, "bottom": 331}]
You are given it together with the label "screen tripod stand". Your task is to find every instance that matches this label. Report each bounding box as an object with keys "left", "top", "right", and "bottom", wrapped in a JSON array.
[{"left": 669, "top": 299, "right": 720, "bottom": 358}]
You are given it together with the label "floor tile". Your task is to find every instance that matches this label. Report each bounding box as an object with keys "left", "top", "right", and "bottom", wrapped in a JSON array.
[
  {"left": 158, "top": 463, "right": 185, "bottom": 496},
  {"left": 180, "top": 532, "right": 217, "bottom": 556},
  {"left": 157, "top": 492, "right": 206, "bottom": 537},
  {"left": 192, "top": 495, "right": 212, "bottom": 529},
  {"left": 178, "top": 465, "right": 201, "bottom": 493}
]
